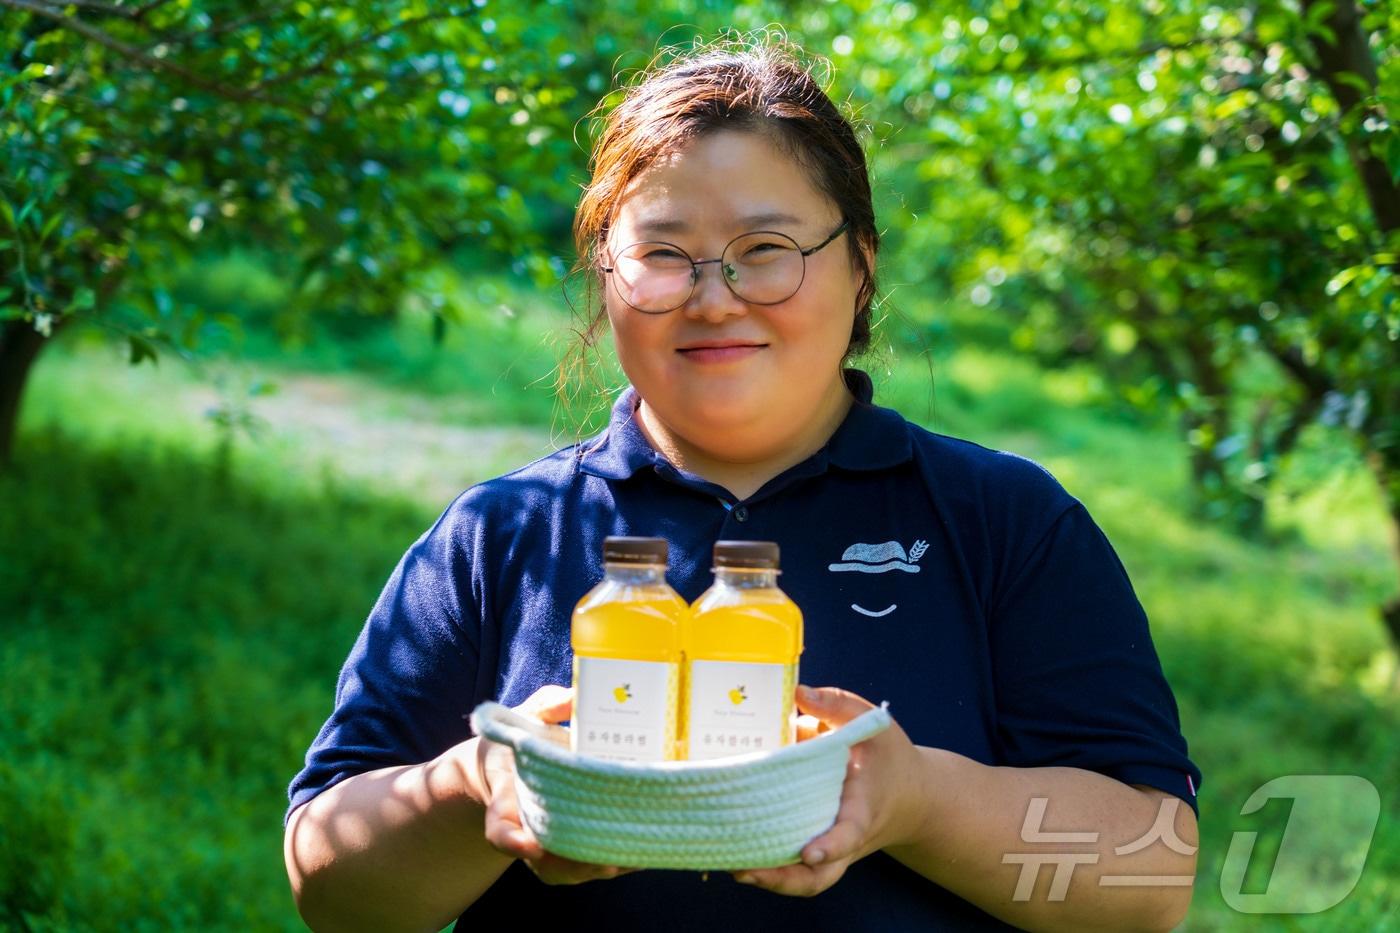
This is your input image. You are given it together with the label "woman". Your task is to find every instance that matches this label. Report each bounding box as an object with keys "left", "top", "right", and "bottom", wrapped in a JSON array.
[{"left": 285, "top": 39, "right": 1201, "bottom": 932}]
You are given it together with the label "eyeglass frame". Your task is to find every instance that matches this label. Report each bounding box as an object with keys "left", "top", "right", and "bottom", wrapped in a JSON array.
[{"left": 599, "top": 219, "right": 851, "bottom": 314}]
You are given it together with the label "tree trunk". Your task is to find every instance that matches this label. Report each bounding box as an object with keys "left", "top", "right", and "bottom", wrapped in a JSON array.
[
  {"left": 0, "top": 318, "right": 48, "bottom": 466},
  {"left": 1300, "top": 0, "right": 1400, "bottom": 246},
  {"left": 1178, "top": 328, "right": 1267, "bottom": 534},
  {"left": 1182, "top": 407, "right": 1227, "bottom": 488},
  {"left": 1364, "top": 447, "right": 1400, "bottom": 665},
  {"left": 1382, "top": 596, "right": 1400, "bottom": 674}
]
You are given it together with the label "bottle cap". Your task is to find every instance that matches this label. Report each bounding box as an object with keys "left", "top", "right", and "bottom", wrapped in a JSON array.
[
  {"left": 713, "top": 540, "right": 779, "bottom": 569},
  {"left": 602, "top": 536, "right": 668, "bottom": 565}
]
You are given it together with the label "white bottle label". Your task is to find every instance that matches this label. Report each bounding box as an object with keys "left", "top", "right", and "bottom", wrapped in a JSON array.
[
  {"left": 685, "top": 660, "right": 796, "bottom": 760},
  {"left": 572, "top": 656, "right": 677, "bottom": 761}
]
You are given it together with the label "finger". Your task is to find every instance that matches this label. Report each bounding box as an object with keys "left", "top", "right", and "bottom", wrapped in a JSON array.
[
  {"left": 480, "top": 754, "right": 621, "bottom": 879},
  {"left": 794, "top": 685, "right": 874, "bottom": 728},
  {"left": 484, "top": 809, "right": 541, "bottom": 859},
  {"left": 516, "top": 684, "right": 574, "bottom": 723},
  {"left": 801, "top": 756, "right": 874, "bottom": 865},
  {"left": 482, "top": 775, "right": 545, "bottom": 860},
  {"left": 528, "top": 854, "right": 629, "bottom": 886},
  {"left": 795, "top": 714, "right": 824, "bottom": 742},
  {"left": 800, "top": 811, "right": 868, "bottom": 867},
  {"left": 734, "top": 859, "right": 849, "bottom": 897},
  {"left": 479, "top": 741, "right": 517, "bottom": 799}
]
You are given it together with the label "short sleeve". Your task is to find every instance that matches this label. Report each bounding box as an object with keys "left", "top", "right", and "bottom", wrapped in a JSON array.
[
  {"left": 286, "top": 503, "right": 481, "bottom": 822},
  {"left": 988, "top": 503, "right": 1201, "bottom": 816}
]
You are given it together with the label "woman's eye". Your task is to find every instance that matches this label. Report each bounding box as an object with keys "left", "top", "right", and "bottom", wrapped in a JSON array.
[
  {"left": 640, "top": 247, "right": 688, "bottom": 262},
  {"left": 634, "top": 249, "right": 692, "bottom": 270},
  {"left": 741, "top": 241, "right": 791, "bottom": 261}
]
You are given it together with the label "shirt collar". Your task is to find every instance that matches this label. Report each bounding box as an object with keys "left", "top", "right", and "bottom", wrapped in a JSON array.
[
  {"left": 825, "top": 369, "right": 914, "bottom": 470},
  {"left": 575, "top": 387, "right": 665, "bottom": 481},
  {"left": 576, "top": 368, "right": 913, "bottom": 482}
]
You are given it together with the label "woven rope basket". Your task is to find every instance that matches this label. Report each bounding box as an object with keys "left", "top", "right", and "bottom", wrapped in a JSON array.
[{"left": 469, "top": 701, "right": 891, "bottom": 871}]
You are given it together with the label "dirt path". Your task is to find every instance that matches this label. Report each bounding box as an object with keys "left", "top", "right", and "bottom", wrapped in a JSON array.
[{"left": 190, "top": 370, "right": 561, "bottom": 506}]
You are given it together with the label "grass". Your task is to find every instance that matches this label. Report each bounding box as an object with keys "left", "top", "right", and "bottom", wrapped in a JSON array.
[
  {"left": 2, "top": 266, "right": 1397, "bottom": 931},
  {"left": 166, "top": 251, "right": 607, "bottom": 431},
  {"left": 1, "top": 432, "right": 432, "bottom": 931}
]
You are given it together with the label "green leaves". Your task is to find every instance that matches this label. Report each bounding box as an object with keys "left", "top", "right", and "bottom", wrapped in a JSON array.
[
  {"left": 2, "top": 0, "right": 617, "bottom": 372},
  {"left": 2, "top": 0, "right": 1395, "bottom": 530},
  {"left": 1327, "top": 264, "right": 1365, "bottom": 296},
  {"left": 128, "top": 334, "right": 159, "bottom": 366},
  {"left": 1303, "top": 0, "right": 1340, "bottom": 46},
  {"left": 0, "top": 61, "right": 53, "bottom": 94},
  {"left": 743, "top": 0, "right": 1397, "bottom": 530}
]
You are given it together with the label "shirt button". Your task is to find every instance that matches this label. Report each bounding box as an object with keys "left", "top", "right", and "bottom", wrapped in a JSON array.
[{"left": 732, "top": 505, "right": 749, "bottom": 522}]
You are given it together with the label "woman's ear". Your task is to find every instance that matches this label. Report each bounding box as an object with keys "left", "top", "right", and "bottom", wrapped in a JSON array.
[
  {"left": 856, "top": 236, "right": 877, "bottom": 307},
  {"left": 595, "top": 239, "right": 613, "bottom": 293}
]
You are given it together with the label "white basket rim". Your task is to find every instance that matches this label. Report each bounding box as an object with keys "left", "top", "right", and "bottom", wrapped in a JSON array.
[{"left": 470, "top": 700, "right": 891, "bottom": 778}]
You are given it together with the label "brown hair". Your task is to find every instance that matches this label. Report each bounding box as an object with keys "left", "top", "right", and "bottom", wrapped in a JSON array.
[{"left": 560, "top": 37, "right": 880, "bottom": 419}]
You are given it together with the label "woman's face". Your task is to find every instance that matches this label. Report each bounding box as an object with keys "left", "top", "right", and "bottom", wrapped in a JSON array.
[{"left": 602, "top": 129, "right": 865, "bottom": 461}]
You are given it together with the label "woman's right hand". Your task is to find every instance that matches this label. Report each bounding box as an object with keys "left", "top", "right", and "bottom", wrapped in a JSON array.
[{"left": 471, "top": 684, "right": 633, "bottom": 885}]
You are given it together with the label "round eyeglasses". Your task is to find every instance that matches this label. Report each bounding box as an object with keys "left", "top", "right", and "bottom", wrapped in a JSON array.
[{"left": 601, "top": 221, "right": 849, "bottom": 314}]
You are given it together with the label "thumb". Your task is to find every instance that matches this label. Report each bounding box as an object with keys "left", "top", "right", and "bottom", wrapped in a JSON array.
[
  {"left": 795, "top": 685, "right": 874, "bottom": 728},
  {"left": 516, "top": 684, "right": 574, "bottom": 724}
]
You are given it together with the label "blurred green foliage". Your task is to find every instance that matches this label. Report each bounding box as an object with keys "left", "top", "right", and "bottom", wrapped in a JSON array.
[
  {"left": 821, "top": 0, "right": 1400, "bottom": 538},
  {"left": 2, "top": 0, "right": 1395, "bottom": 557},
  {"left": 0, "top": 0, "right": 591, "bottom": 340}
]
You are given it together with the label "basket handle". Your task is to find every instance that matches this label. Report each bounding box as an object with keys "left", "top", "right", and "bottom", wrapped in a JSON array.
[
  {"left": 821, "top": 702, "right": 893, "bottom": 749},
  {"left": 469, "top": 701, "right": 561, "bottom": 751}
]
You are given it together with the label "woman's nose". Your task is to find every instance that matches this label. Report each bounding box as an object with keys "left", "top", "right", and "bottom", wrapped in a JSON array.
[{"left": 682, "top": 259, "right": 748, "bottom": 321}]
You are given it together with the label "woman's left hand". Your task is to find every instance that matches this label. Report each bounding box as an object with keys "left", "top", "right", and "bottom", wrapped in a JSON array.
[{"left": 732, "top": 685, "right": 929, "bottom": 897}]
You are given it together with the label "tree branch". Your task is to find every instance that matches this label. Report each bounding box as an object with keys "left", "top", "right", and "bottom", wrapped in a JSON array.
[
  {"left": 1271, "top": 391, "right": 1325, "bottom": 461},
  {"left": 1124, "top": 290, "right": 1190, "bottom": 384},
  {"left": 245, "top": 7, "right": 472, "bottom": 93},
  {"left": 13, "top": 0, "right": 177, "bottom": 23},
  {"left": 131, "top": 0, "right": 176, "bottom": 17},
  {"left": 932, "top": 31, "right": 1265, "bottom": 80},
  {"left": 0, "top": 0, "right": 254, "bottom": 99},
  {"left": 1259, "top": 331, "right": 1335, "bottom": 400},
  {"left": 1299, "top": 0, "right": 1400, "bottom": 244},
  {"left": 29, "top": 0, "right": 143, "bottom": 17},
  {"left": 3, "top": 0, "right": 474, "bottom": 109},
  {"left": 159, "top": 0, "right": 300, "bottom": 48}
]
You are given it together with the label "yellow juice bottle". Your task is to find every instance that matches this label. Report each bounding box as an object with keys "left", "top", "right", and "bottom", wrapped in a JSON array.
[
  {"left": 571, "top": 536, "right": 685, "bottom": 761},
  {"left": 683, "top": 540, "right": 803, "bottom": 760}
]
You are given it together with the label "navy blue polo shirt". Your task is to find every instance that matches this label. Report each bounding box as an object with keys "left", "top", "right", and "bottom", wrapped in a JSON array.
[{"left": 289, "top": 369, "right": 1201, "bottom": 931}]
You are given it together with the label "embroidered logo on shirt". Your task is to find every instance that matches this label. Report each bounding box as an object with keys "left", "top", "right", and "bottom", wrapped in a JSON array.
[{"left": 828, "top": 539, "right": 928, "bottom": 574}]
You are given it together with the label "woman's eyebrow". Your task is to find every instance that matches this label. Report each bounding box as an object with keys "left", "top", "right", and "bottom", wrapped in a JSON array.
[
  {"left": 738, "top": 211, "right": 803, "bottom": 228},
  {"left": 634, "top": 218, "right": 689, "bottom": 236},
  {"left": 633, "top": 211, "right": 806, "bottom": 236}
]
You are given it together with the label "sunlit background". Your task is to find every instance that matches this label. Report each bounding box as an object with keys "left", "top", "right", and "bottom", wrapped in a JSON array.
[{"left": 2, "top": 1, "right": 1396, "bottom": 929}]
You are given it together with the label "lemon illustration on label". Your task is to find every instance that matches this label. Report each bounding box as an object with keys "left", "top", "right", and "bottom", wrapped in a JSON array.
[
  {"left": 728, "top": 685, "right": 747, "bottom": 705},
  {"left": 612, "top": 683, "right": 632, "bottom": 703}
]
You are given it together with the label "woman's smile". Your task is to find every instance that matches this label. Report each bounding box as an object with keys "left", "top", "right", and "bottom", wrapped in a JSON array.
[{"left": 675, "top": 338, "right": 769, "bottom": 364}]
